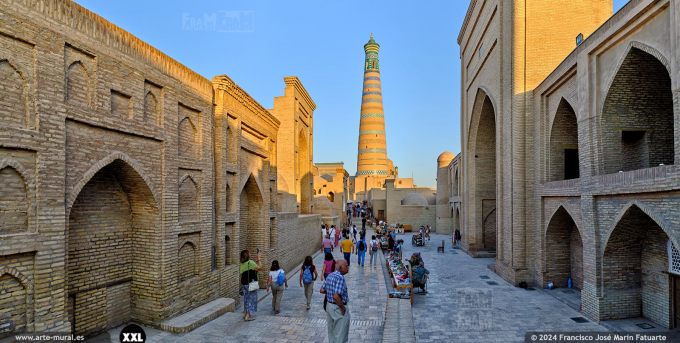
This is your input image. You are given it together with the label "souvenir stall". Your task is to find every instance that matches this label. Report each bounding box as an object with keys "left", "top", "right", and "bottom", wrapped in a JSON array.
[{"left": 385, "top": 251, "right": 413, "bottom": 303}]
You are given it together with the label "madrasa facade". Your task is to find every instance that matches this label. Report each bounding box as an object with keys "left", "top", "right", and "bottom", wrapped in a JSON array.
[
  {"left": 0, "top": 0, "right": 321, "bottom": 337},
  {"left": 437, "top": 0, "right": 680, "bottom": 328}
]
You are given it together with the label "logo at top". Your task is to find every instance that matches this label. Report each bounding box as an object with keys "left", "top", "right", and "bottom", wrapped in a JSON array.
[{"left": 119, "top": 323, "right": 146, "bottom": 343}]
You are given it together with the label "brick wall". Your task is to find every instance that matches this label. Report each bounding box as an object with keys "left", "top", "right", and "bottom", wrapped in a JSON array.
[
  {"left": 0, "top": 253, "right": 33, "bottom": 338},
  {"left": 548, "top": 100, "right": 578, "bottom": 181},
  {"left": 601, "top": 47, "right": 673, "bottom": 174},
  {"left": 271, "top": 213, "right": 321, "bottom": 272},
  {"left": 544, "top": 207, "right": 582, "bottom": 289},
  {"left": 0, "top": 0, "right": 324, "bottom": 337},
  {"left": 601, "top": 206, "right": 670, "bottom": 326}
]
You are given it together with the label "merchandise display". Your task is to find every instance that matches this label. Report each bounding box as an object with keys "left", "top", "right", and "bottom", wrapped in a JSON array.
[{"left": 384, "top": 250, "right": 413, "bottom": 303}]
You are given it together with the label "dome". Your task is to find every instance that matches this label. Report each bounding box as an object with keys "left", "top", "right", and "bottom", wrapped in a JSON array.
[
  {"left": 401, "top": 192, "right": 428, "bottom": 206},
  {"left": 437, "top": 151, "right": 455, "bottom": 167}
]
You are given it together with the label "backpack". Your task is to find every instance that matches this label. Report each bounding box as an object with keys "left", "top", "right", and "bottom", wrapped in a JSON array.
[
  {"left": 371, "top": 240, "right": 379, "bottom": 252},
  {"left": 276, "top": 270, "right": 285, "bottom": 286},
  {"left": 302, "top": 265, "right": 314, "bottom": 285},
  {"left": 357, "top": 240, "right": 366, "bottom": 251}
]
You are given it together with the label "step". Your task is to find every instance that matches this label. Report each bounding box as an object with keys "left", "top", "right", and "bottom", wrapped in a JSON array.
[
  {"left": 159, "top": 297, "right": 235, "bottom": 334},
  {"left": 475, "top": 250, "right": 497, "bottom": 258}
]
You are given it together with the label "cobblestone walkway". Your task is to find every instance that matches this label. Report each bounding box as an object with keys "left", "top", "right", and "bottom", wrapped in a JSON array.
[
  {"left": 401, "top": 233, "right": 608, "bottom": 343},
  {"left": 95, "top": 233, "right": 387, "bottom": 343}
]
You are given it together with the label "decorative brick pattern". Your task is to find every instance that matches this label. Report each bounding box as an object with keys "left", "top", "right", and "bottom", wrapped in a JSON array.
[
  {"left": 451, "top": 0, "right": 680, "bottom": 330},
  {"left": 544, "top": 207, "right": 582, "bottom": 289},
  {"left": 601, "top": 206, "right": 670, "bottom": 327},
  {"left": 549, "top": 100, "right": 579, "bottom": 181},
  {"left": 0, "top": 166, "right": 28, "bottom": 234},
  {"left": 0, "top": 1, "right": 324, "bottom": 337},
  {"left": 600, "top": 47, "right": 673, "bottom": 174}
]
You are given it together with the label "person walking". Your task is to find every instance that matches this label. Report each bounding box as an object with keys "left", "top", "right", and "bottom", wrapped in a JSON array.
[
  {"left": 340, "top": 235, "right": 354, "bottom": 266},
  {"left": 239, "top": 249, "right": 262, "bottom": 321},
  {"left": 322, "top": 252, "right": 336, "bottom": 280},
  {"left": 299, "top": 256, "right": 318, "bottom": 310},
  {"left": 266, "top": 260, "right": 288, "bottom": 315},
  {"left": 356, "top": 236, "right": 367, "bottom": 267},
  {"left": 322, "top": 234, "right": 334, "bottom": 254},
  {"left": 369, "top": 235, "right": 379, "bottom": 265},
  {"left": 352, "top": 225, "right": 358, "bottom": 242},
  {"left": 320, "top": 259, "right": 350, "bottom": 343},
  {"left": 359, "top": 227, "right": 366, "bottom": 241},
  {"left": 361, "top": 216, "right": 367, "bottom": 230},
  {"left": 330, "top": 225, "right": 338, "bottom": 247}
]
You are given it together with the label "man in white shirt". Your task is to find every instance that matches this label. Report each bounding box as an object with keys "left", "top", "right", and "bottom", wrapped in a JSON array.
[{"left": 322, "top": 225, "right": 328, "bottom": 240}]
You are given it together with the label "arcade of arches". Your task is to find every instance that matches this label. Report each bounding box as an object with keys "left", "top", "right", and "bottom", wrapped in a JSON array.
[
  {"left": 0, "top": 1, "right": 322, "bottom": 337},
  {"left": 437, "top": 0, "right": 680, "bottom": 329}
]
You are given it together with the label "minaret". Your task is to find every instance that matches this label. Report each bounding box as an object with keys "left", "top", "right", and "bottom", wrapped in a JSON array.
[{"left": 355, "top": 34, "right": 392, "bottom": 195}]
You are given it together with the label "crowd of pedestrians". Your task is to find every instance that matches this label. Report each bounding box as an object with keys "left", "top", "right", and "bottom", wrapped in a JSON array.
[{"left": 238, "top": 221, "right": 380, "bottom": 343}]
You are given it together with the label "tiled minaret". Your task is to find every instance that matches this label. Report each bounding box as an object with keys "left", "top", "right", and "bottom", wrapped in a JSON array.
[{"left": 355, "top": 34, "right": 395, "bottom": 196}]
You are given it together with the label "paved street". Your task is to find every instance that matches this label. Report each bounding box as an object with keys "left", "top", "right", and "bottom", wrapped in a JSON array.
[
  {"left": 94, "top": 233, "right": 387, "bottom": 343},
  {"left": 401, "top": 232, "right": 648, "bottom": 343},
  {"left": 90, "top": 231, "right": 680, "bottom": 343}
]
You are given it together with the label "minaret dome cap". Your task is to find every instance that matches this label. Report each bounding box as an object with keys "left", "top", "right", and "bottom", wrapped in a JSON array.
[{"left": 364, "top": 33, "right": 380, "bottom": 50}]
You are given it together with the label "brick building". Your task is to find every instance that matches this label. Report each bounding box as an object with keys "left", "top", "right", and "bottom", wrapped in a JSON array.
[
  {"left": 312, "top": 162, "right": 350, "bottom": 226},
  {"left": 440, "top": 0, "right": 680, "bottom": 328},
  {"left": 0, "top": 0, "right": 320, "bottom": 338}
]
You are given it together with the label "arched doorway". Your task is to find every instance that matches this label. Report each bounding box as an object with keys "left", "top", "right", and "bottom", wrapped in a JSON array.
[
  {"left": 239, "top": 175, "right": 265, "bottom": 254},
  {"left": 67, "top": 159, "right": 159, "bottom": 337},
  {"left": 544, "top": 207, "right": 583, "bottom": 289},
  {"left": 549, "top": 99, "right": 579, "bottom": 181},
  {"left": 601, "top": 205, "right": 671, "bottom": 328},
  {"left": 469, "top": 90, "right": 497, "bottom": 253},
  {"left": 600, "top": 47, "right": 674, "bottom": 174}
]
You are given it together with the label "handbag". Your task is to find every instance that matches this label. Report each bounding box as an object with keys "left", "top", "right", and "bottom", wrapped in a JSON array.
[
  {"left": 248, "top": 280, "right": 259, "bottom": 292},
  {"left": 247, "top": 268, "right": 258, "bottom": 291}
]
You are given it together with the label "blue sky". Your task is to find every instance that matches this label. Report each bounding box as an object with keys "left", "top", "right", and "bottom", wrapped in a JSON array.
[{"left": 75, "top": 1, "right": 629, "bottom": 188}]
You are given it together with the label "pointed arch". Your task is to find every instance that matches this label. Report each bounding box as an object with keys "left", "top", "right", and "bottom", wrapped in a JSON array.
[
  {"left": 548, "top": 98, "right": 580, "bottom": 181},
  {"left": 0, "top": 163, "right": 29, "bottom": 234},
  {"left": 0, "top": 271, "right": 29, "bottom": 337},
  {"left": 599, "top": 42, "right": 674, "bottom": 174},
  {"left": 239, "top": 174, "right": 265, "bottom": 254},
  {"left": 601, "top": 203, "right": 673, "bottom": 327},
  {"left": 66, "top": 152, "right": 158, "bottom": 214},
  {"left": 178, "top": 175, "right": 199, "bottom": 223},
  {"left": 66, "top": 60, "right": 90, "bottom": 106},
  {"left": 544, "top": 206, "right": 583, "bottom": 289},
  {"left": 67, "top": 158, "right": 160, "bottom": 335},
  {"left": 143, "top": 91, "right": 158, "bottom": 123},
  {"left": 178, "top": 117, "right": 197, "bottom": 159},
  {"left": 467, "top": 87, "right": 498, "bottom": 254},
  {"left": 602, "top": 202, "right": 676, "bottom": 250},
  {"left": 0, "top": 60, "right": 27, "bottom": 128},
  {"left": 177, "top": 241, "right": 197, "bottom": 281}
]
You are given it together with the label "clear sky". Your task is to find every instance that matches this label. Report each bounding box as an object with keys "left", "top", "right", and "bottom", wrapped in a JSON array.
[{"left": 75, "top": 0, "right": 629, "bottom": 188}]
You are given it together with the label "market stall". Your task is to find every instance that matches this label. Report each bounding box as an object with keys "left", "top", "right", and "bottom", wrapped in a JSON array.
[{"left": 384, "top": 251, "right": 413, "bottom": 303}]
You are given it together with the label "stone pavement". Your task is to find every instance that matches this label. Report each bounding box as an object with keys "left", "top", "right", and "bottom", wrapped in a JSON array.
[
  {"left": 91, "top": 233, "right": 387, "bottom": 343},
  {"left": 401, "top": 233, "right": 608, "bottom": 343}
]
